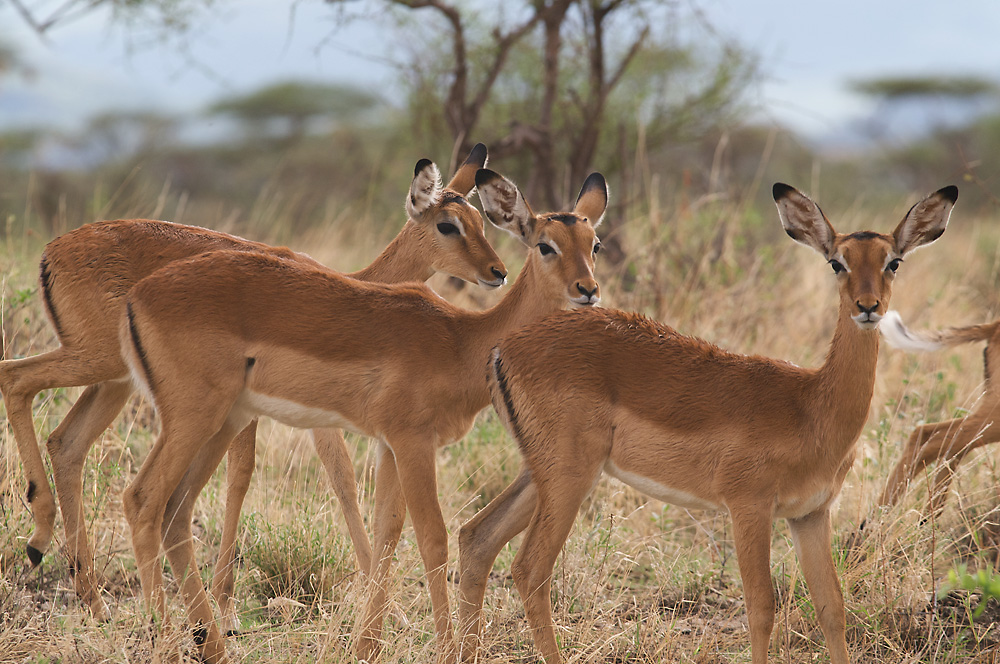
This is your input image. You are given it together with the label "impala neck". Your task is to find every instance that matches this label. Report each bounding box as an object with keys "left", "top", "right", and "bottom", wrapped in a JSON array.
[
  {"left": 813, "top": 302, "right": 881, "bottom": 458},
  {"left": 464, "top": 255, "right": 568, "bottom": 401},
  {"left": 348, "top": 223, "right": 435, "bottom": 284}
]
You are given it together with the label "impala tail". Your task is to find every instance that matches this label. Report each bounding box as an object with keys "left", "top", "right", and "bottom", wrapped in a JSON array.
[
  {"left": 882, "top": 310, "right": 1000, "bottom": 388},
  {"left": 881, "top": 311, "right": 1000, "bottom": 352}
]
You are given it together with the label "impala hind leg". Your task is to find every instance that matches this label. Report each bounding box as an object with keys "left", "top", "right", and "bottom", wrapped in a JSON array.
[
  {"left": 879, "top": 418, "right": 966, "bottom": 509},
  {"left": 510, "top": 470, "right": 598, "bottom": 664},
  {"left": 356, "top": 444, "right": 407, "bottom": 663},
  {"left": 457, "top": 466, "right": 537, "bottom": 662},
  {"left": 730, "top": 506, "right": 776, "bottom": 664},
  {"left": 123, "top": 396, "right": 243, "bottom": 664},
  {"left": 47, "top": 378, "right": 134, "bottom": 620},
  {"left": 788, "top": 509, "right": 848, "bottom": 664},
  {"left": 880, "top": 416, "right": 997, "bottom": 514},
  {"left": 0, "top": 348, "right": 125, "bottom": 566},
  {"left": 926, "top": 414, "right": 1000, "bottom": 516},
  {"left": 312, "top": 427, "right": 374, "bottom": 574},
  {"left": 162, "top": 420, "right": 248, "bottom": 664}
]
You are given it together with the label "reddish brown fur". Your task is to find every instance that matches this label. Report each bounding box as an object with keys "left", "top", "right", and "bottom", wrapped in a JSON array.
[
  {"left": 0, "top": 145, "right": 503, "bottom": 628},
  {"left": 879, "top": 318, "right": 1000, "bottom": 514},
  {"left": 457, "top": 183, "right": 957, "bottom": 664},
  {"left": 117, "top": 170, "right": 607, "bottom": 664}
]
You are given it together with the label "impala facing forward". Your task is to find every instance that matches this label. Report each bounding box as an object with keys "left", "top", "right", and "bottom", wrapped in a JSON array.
[
  {"left": 458, "top": 182, "right": 957, "bottom": 664},
  {"left": 119, "top": 169, "right": 607, "bottom": 664}
]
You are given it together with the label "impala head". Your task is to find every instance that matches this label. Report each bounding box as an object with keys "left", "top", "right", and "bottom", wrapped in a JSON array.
[
  {"left": 774, "top": 182, "right": 957, "bottom": 330},
  {"left": 476, "top": 169, "right": 606, "bottom": 307},
  {"left": 405, "top": 143, "right": 508, "bottom": 288}
]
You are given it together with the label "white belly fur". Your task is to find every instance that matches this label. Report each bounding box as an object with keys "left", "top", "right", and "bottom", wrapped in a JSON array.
[
  {"left": 242, "top": 390, "right": 357, "bottom": 431},
  {"left": 775, "top": 488, "right": 833, "bottom": 519},
  {"left": 604, "top": 460, "right": 722, "bottom": 511}
]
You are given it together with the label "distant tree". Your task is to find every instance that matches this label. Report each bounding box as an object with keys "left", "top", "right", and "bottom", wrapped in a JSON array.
[
  {"left": 849, "top": 74, "right": 1000, "bottom": 139},
  {"left": 207, "top": 80, "right": 380, "bottom": 141},
  {"left": 850, "top": 75, "right": 1000, "bottom": 101},
  {"left": 335, "top": 0, "right": 755, "bottom": 210}
]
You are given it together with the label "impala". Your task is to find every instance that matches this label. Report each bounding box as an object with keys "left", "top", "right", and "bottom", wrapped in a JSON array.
[
  {"left": 876, "top": 311, "right": 1000, "bottom": 515},
  {"left": 0, "top": 144, "right": 505, "bottom": 628},
  {"left": 119, "top": 169, "right": 607, "bottom": 664},
  {"left": 457, "top": 183, "right": 956, "bottom": 664}
]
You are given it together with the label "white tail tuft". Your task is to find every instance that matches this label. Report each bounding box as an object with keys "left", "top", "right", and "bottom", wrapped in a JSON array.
[{"left": 879, "top": 310, "right": 943, "bottom": 352}]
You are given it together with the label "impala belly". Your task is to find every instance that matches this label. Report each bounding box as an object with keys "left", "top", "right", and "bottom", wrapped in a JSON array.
[
  {"left": 242, "top": 390, "right": 359, "bottom": 432},
  {"left": 604, "top": 460, "right": 722, "bottom": 511}
]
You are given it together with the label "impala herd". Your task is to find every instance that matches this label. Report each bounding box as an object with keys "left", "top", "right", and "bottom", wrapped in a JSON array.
[{"left": 1, "top": 140, "right": 990, "bottom": 664}]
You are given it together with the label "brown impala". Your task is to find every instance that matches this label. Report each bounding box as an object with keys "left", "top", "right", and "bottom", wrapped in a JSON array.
[{"left": 457, "top": 182, "right": 956, "bottom": 664}]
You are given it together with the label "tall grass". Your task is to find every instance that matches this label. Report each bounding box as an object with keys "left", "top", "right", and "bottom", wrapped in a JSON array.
[{"left": 2, "top": 167, "right": 1000, "bottom": 663}]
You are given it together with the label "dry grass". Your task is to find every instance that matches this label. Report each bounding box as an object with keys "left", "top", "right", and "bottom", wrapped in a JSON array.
[{"left": 3, "top": 182, "right": 1000, "bottom": 664}]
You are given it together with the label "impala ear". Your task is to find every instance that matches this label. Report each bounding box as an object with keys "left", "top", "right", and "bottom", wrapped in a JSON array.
[
  {"left": 573, "top": 173, "right": 608, "bottom": 228},
  {"left": 445, "top": 143, "right": 488, "bottom": 196},
  {"left": 893, "top": 185, "right": 957, "bottom": 256},
  {"left": 773, "top": 182, "right": 836, "bottom": 256},
  {"left": 475, "top": 168, "right": 537, "bottom": 245},
  {"left": 406, "top": 159, "right": 443, "bottom": 220}
]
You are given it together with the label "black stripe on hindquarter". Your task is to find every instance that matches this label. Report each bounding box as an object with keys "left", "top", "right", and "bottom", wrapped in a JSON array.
[
  {"left": 491, "top": 350, "right": 530, "bottom": 451},
  {"left": 126, "top": 301, "right": 155, "bottom": 389},
  {"left": 39, "top": 255, "right": 64, "bottom": 339}
]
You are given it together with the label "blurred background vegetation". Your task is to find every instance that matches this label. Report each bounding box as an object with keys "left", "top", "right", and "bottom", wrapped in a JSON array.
[{"left": 2, "top": 0, "right": 998, "bottom": 258}]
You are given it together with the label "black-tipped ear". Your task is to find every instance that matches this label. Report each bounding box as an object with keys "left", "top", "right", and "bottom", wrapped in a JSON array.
[
  {"left": 772, "top": 182, "right": 796, "bottom": 202},
  {"left": 772, "top": 183, "right": 837, "bottom": 256},
  {"left": 447, "top": 144, "right": 488, "bottom": 196},
  {"left": 475, "top": 168, "right": 502, "bottom": 190},
  {"left": 407, "top": 159, "right": 442, "bottom": 219},
  {"left": 464, "top": 143, "right": 488, "bottom": 168},
  {"left": 574, "top": 173, "right": 608, "bottom": 228},
  {"left": 937, "top": 185, "right": 959, "bottom": 205},
  {"left": 892, "top": 185, "right": 957, "bottom": 256},
  {"left": 414, "top": 158, "right": 433, "bottom": 177}
]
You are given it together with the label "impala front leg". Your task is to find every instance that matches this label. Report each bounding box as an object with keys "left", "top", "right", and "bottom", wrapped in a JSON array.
[
  {"left": 730, "top": 505, "right": 776, "bottom": 664},
  {"left": 212, "top": 418, "right": 258, "bottom": 636},
  {"left": 511, "top": 471, "right": 598, "bottom": 664},
  {"left": 458, "top": 466, "right": 537, "bottom": 661},
  {"left": 392, "top": 440, "right": 457, "bottom": 664},
  {"left": 788, "top": 509, "right": 848, "bottom": 664},
  {"left": 356, "top": 443, "right": 406, "bottom": 663}
]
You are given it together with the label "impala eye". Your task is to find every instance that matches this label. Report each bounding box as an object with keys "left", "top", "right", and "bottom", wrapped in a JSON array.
[
  {"left": 829, "top": 259, "right": 846, "bottom": 274},
  {"left": 436, "top": 222, "right": 460, "bottom": 236},
  {"left": 886, "top": 258, "right": 902, "bottom": 273},
  {"left": 593, "top": 242, "right": 602, "bottom": 255},
  {"left": 537, "top": 242, "right": 556, "bottom": 256}
]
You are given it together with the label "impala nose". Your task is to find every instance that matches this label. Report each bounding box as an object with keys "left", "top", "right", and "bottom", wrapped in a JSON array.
[
  {"left": 577, "top": 283, "right": 598, "bottom": 299},
  {"left": 856, "top": 300, "right": 879, "bottom": 315},
  {"left": 492, "top": 266, "right": 507, "bottom": 282}
]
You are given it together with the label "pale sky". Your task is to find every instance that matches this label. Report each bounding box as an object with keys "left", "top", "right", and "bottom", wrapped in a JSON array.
[{"left": 2, "top": 0, "right": 999, "bottom": 143}]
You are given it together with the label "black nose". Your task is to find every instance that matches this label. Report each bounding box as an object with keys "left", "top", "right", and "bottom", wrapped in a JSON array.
[
  {"left": 492, "top": 266, "right": 506, "bottom": 281},
  {"left": 577, "top": 283, "right": 598, "bottom": 298},
  {"left": 856, "top": 301, "right": 879, "bottom": 315}
]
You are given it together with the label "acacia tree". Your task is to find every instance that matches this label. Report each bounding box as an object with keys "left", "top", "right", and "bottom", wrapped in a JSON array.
[{"left": 329, "top": 1, "right": 753, "bottom": 201}]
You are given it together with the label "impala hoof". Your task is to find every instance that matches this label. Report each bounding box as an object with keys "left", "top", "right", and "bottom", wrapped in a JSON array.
[
  {"left": 26, "top": 544, "right": 44, "bottom": 567},
  {"left": 220, "top": 608, "right": 241, "bottom": 637}
]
